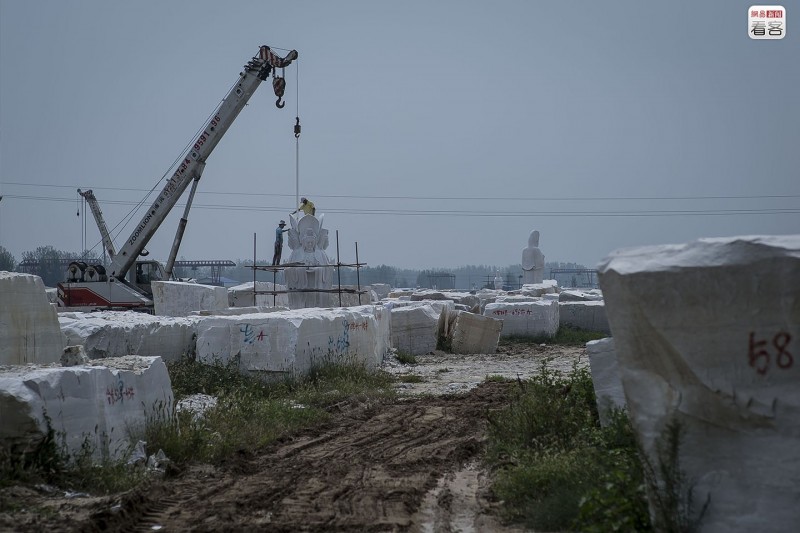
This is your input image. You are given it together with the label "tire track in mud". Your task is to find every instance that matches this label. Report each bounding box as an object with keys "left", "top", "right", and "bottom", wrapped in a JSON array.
[{"left": 82, "top": 381, "right": 514, "bottom": 532}]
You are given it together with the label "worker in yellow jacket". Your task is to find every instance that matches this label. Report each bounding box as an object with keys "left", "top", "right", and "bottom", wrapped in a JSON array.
[{"left": 292, "top": 197, "right": 316, "bottom": 216}]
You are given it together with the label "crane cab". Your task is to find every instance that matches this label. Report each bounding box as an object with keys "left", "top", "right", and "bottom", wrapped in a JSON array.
[{"left": 129, "top": 260, "right": 167, "bottom": 296}]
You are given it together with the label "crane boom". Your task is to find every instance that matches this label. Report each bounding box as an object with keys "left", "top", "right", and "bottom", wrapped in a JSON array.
[
  {"left": 78, "top": 188, "right": 117, "bottom": 258},
  {"left": 107, "top": 46, "right": 298, "bottom": 280}
]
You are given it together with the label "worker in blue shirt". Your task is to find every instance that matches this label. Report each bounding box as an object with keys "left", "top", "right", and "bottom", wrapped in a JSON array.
[{"left": 272, "top": 220, "right": 289, "bottom": 265}]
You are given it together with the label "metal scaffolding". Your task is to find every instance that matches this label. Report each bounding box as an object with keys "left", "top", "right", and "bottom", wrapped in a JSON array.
[{"left": 248, "top": 230, "right": 368, "bottom": 307}]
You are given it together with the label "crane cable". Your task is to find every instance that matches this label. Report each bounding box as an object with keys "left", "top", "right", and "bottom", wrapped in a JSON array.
[{"left": 294, "top": 58, "right": 301, "bottom": 209}]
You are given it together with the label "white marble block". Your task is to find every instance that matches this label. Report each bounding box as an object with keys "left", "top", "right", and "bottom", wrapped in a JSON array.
[
  {"left": 0, "top": 272, "right": 66, "bottom": 365},
  {"left": 330, "top": 286, "right": 378, "bottom": 307},
  {"left": 559, "top": 300, "right": 611, "bottom": 333},
  {"left": 598, "top": 235, "right": 800, "bottom": 532},
  {"left": 355, "top": 304, "right": 391, "bottom": 362},
  {"left": 519, "top": 280, "right": 559, "bottom": 297},
  {"left": 559, "top": 289, "right": 604, "bottom": 302},
  {"left": 450, "top": 312, "right": 503, "bottom": 354},
  {"left": 195, "top": 306, "right": 389, "bottom": 375},
  {"left": 483, "top": 300, "right": 559, "bottom": 338},
  {"left": 151, "top": 280, "right": 229, "bottom": 317},
  {"left": 58, "top": 311, "right": 198, "bottom": 362},
  {"left": 586, "top": 337, "right": 626, "bottom": 426},
  {"left": 369, "top": 283, "right": 392, "bottom": 300},
  {"left": 0, "top": 356, "right": 173, "bottom": 461},
  {"left": 228, "top": 281, "right": 289, "bottom": 308},
  {"left": 390, "top": 304, "right": 442, "bottom": 355}
]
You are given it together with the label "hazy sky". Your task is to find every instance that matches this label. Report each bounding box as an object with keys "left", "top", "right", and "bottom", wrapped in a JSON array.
[{"left": 1, "top": 0, "right": 797, "bottom": 271}]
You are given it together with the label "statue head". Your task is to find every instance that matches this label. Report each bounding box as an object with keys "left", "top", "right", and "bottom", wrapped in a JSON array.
[
  {"left": 301, "top": 228, "right": 316, "bottom": 252},
  {"left": 528, "top": 230, "right": 540, "bottom": 248},
  {"left": 287, "top": 213, "right": 330, "bottom": 254}
]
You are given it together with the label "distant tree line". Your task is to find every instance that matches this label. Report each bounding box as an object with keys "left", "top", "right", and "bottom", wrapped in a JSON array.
[
  {"left": 0, "top": 244, "right": 590, "bottom": 289},
  {"left": 0, "top": 246, "right": 15, "bottom": 272}
]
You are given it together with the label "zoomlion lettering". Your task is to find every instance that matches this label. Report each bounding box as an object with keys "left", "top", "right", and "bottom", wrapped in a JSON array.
[{"left": 129, "top": 210, "right": 155, "bottom": 245}]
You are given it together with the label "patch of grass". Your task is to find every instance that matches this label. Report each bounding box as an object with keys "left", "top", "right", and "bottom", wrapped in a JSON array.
[
  {"left": 60, "top": 438, "right": 147, "bottom": 494},
  {"left": 485, "top": 374, "right": 512, "bottom": 382},
  {"left": 294, "top": 356, "right": 397, "bottom": 408},
  {"left": 167, "top": 356, "right": 266, "bottom": 398},
  {"left": 0, "top": 413, "right": 64, "bottom": 489},
  {"left": 147, "top": 355, "right": 396, "bottom": 465},
  {"left": 574, "top": 412, "right": 651, "bottom": 532},
  {"left": 500, "top": 326, "right": 608, "bottom": 346},
  {"left": 493, "top": 448, "right": 600, "bottom": 529},
  {"left": 437, "top": 331, "right": 452, "bottom": 352},
  {"left": 398, "top": 374, "right": 425, "bottom": 383},
  {"left": 486, "top": 361, "right": 651, "bottom": 531},
  {"left": 639, "top": 418, "right": 709, "bottom": 532},
  {"left": 2, "top": 354, "right": 395, "bottom": 503},
  {"left": 395, "top": 351, "right": 418, "bottom": 365},
  {"left": 0, "top": 413, "right": 144, "bottom": 497}
]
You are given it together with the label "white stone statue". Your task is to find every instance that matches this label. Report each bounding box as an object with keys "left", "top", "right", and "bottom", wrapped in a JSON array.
[
  {"left": 493, "top": 271, "right": 502, "bottom": 290},
  {"left": 521, "top": 230, "right": 545, "bottom": 284},
  {"left": 285, "top": 213, "right": 334, "bottom": 308}
]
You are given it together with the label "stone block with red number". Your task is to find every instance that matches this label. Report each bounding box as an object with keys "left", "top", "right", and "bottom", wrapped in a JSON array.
[{"left": 598, "top": 234, "right": 800, "bottom": 532}]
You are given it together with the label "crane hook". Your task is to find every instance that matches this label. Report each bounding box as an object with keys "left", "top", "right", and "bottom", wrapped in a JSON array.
[
  {"left": 294, "top": 116, "right": 301, "bottom": 138},
  {"left": 272, "top": 76, "right": 287, "bottom": 109}
]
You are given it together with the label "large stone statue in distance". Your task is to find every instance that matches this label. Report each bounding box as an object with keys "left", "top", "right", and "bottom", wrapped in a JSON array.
[
  {"left": 285, "top": 213, "right": 334, "bottom": 308},
  {"left": 521, "top": 230, "right": 545, "bottom": 284}
]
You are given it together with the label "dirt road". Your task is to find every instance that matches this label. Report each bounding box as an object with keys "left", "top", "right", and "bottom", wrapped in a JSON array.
[{"left": 1, "top": 343, "right": 585, "bottom": 532}]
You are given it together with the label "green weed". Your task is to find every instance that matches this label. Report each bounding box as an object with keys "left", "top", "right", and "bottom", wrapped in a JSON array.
[
  {"left": 395, "top": 351, "right": 418, "bottom": 365},
  {"left": 486, "top": 362, "right": 651, "bottom": 531},
  {"left": 639, "top": 418, "right": 709, "bottom": 533},
  {"left": 2, "top": 355, "right": 395, "bottom": 506},
  {"left": 501, "top": 326, "right": 608, "bottom": 346},
  {"left": 147, "top": 355, "right": 395, "bottom": 465},
  {"left": 398, "top": 374, "right": 425, "bottom": 383},
  {"left": 0, "top": 412, "right": 143, "bottom": 497},
  {"left": 0, "top": 412, "right": 63, "bottom": 488}
]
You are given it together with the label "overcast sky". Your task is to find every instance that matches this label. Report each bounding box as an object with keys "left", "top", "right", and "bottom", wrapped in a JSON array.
[{"left": 1, "top": 0, "right": 797, "bottom": 271}]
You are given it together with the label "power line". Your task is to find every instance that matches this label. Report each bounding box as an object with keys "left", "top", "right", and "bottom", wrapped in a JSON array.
[
  {"left": 1, "top": 181, "right": 799, "bottom": 202},
  {"left": 3, "top": 193, "right": 799, "bottom": 217}
]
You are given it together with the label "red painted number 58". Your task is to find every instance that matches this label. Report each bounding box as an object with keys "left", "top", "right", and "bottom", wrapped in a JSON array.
[{"left": 748, "top": 331, "right": 793, "bottom": 375}]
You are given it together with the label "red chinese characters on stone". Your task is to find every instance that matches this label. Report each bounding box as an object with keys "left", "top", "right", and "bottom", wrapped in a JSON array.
[
  {"left": 345, "top": 320, "right": 369, "bottom": 331},
  {"left": 106, "top": 385, "right": 136, "bottom": 405}
]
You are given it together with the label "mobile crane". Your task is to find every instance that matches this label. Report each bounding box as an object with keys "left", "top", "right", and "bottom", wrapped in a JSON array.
[{"left": 58, "top": 45, "right": 298, "bottom": 310}]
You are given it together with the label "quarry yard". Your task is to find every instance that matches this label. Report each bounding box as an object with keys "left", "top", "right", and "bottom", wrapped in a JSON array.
[{"left": 0, "top": 342, "right": 582, "bottom": 533}]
